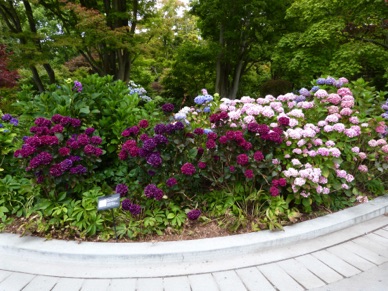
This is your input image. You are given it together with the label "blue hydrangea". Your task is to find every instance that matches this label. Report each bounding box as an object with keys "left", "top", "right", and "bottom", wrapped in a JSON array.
[
  {"left": 299, "top": 88, "right": 310, "bottom": 97},
  {"left": 325, "top": 77, "right": 336, "bottom": 85},
  {"left": 194, "top": 95, "right": 206, "bottom": 105},
  {"left": 382, "top": 113, "right": 388, "bottom": 119},
  {"left": 311, "top": 86, "right": 320, "bottom": 92},
  {"left": 316, "top": 78, "right": 326, "bottom": 85},
  {"left": 0, "top": 124, "right": 3, "bottom": 128},
  {"left": 203, "top": 129, "right": 213, "bottom": 134},
  {"left": 295, "top": 95, "right": 306, "bottom": 103},
  {"left": 203, "top": 106, "right": 211, "bottom": 113}
]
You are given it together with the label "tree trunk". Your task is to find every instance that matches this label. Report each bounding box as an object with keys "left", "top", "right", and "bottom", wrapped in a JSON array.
[
  {"left": 43, "top": 63, "right": 56, "bottom": 84},
  {"left": 30, "top": 65, "right": 45, "bottom": 92},
  {"left": 215, "top": 24, "right": 224, "bottom": 96}
]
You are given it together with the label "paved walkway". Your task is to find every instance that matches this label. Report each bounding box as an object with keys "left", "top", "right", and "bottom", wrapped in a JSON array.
[{"left": 0, "top": 195, "right": 387, "bottom": 291}]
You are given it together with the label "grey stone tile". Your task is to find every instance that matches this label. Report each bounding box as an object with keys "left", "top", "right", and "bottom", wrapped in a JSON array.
[
  {"left": 52, "top": 278, "right": 84, "bottom": 291},
  {"left": 22, "top": 276, "right": 58, "bottom": 291},
  {"left": 258, "top": 263, "right": 304, "bottom": 291},
  {"left": 353, "top": 236, "right": 388, "bottom": 257},
  {"left": 188, "top": 274, "right": 219, "bottom": 291},
  {"left": 295, "top": 254, "right": 343, "bottom": 284},
  {"left": 327, "top": 244, "right": 377, "bottom": 271},
  {"left": 163, "top": 276, "right": 191, "bottom": 291},
  {"left": 0, "top": 270, "right": 11, "bottom": 283},
  {"left": 366, "top": 233, "right": 388, "bottom": 247},
  {"left": 136, "top": 278, "right": 163, "bottom": 291},
  {"left": 313, "top": 250, "right": 361, "bottom": 277},
  {"left": 0, "top": 273, "right": 34, "bottom": 291},
  {"left": 212, "top": 270, "right": 247, "bottom": 291},
  {"left": 107, "top": 279, "right": 136, "bottom": 291},
  {"left": 236, "top": 267, "right": 275, "bottom": 291},
  {"left": 344, "top": 241, "right": 387, "bottom": 265},
  {"left": 81, "top": 279, "right": 111, "bottom": 291},
  {"left": 278, "top": 259, "right": 326, "bottom": 289},
  {"left": 374, "top": 229, "right": 388, "bottom": 239}
]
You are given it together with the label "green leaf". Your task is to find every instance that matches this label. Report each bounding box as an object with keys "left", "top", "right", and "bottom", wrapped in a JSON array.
[{"left": 79, "top": 106, "right": 90, "bottom": 114}]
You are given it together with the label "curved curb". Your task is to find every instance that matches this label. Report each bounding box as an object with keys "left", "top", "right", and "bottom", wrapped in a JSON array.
[{"left": 0, "top": 195, "right": 387, "bottom": 278}]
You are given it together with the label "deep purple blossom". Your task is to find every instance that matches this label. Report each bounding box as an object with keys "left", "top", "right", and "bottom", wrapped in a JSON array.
[
  {"left": 85, "top": 128, "right": 95, "bottom": 135},
  {"left": 162, "top": 103, "right": 175, "bottom": 113},
  {"left": 90, "top": 136, "right": 102, "bottom": 145},
  {"left": 166, "top": 177, "right": 177, "bottom": 187},
  {"left": 69, "top": 165, "right": 87, "bottom": 174},
  {"left": 147, "top": 153, "right": 163, "bottom": 167},
  {"left": 244, "top": 169, "right": 254, "bottom": 179},
  {"left": 253, "top": 151, "right": 264, "bottom": 161},
  {"left": 2, "top": 114, "right": 12, "bottom": 121},
  {"left": 143, "top": 138, "right": 157, "bottom": 151},
  {"left": 50, "top": 164, "right": 63, "bottom": 177},
  {"left": 59, "top": 159, "right": 73, "bottom": 171},
  {"left": 154, "top": 124, "right": 167, "bottom": 134},
  {"left": 174, "top": 122, "right": 184, "bottom": 131},
  {"left": 144, "top": 184, "right": 164, "bottom": 200},
  {"left": 116, "top": 184, "right": 129, "bottom": 197},
  {"left": 122, "top": 199, "right": 131, "bottom": 210},
  {"left": 129, "top": 203, "right": 141, "bottom": 215},
  {"left": 187, "top": 209, "right": 201, "bottom": 221}
]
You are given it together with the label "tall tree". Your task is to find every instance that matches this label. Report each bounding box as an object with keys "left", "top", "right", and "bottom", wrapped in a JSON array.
[
  {"left": 191, "top": 0, "right": 292, "bottom": 99},
  {"left": 272, "top": 0, "right": 388, "bottom": 88},
  {"left": 39, "top": 0, "right": 157, "bottom": 83},
  {"left": 0, "top": 0, "right": 57, "bottom": 91}
]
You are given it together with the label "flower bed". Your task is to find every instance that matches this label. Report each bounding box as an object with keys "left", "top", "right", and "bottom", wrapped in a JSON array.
[{"left": 1, "top": 76, "right": 387, "bottom": 240}]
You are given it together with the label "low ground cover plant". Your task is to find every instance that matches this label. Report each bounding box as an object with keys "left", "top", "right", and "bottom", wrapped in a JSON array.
[{"left": 0, "top": 75, "right": 387, "bottom": 240}]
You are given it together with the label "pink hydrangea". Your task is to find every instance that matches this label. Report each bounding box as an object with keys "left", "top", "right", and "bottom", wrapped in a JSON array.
[
  {"left": 349, "top": 116, "right": 359, "bottom": 124},
  {"left": 344, "top": 128, "right": 358, "bottom": 138},
  {"left": 294, "top": 177, "right": 306, "bottom": 186},
  {"left": 314, "top": 89, "right": 328, "bottom": 98},
  {"left": 322, "top": 187, "right": 330, "bottom": 194},
  {"left": 330, "top": 148, "right": 341, "bottom": 157},
  {"left": 382, "top": 145, "right": 388, "bottom": 153},
  {"left": 327, "top": 106, "right": 339, "bottom": 114},
  {"left": 359, "top": 152, "right": 367, "bottom": 160},
  {"left": 368, "top": 139, "right": 378, "bottom": 147},
  {"left": 323, "top": 125, "right": 333, "bottom": 132},
  {"left": 346, "top": 174, "right": 354, "bottom": 183},
  {"left": 325, "top": 140, "right": 335, "bottom": 147},
  {"left": 313, "top": 138, "right": 323, "bottom": 146},
  {"left": 336, "top": 170, "right": 347, "bottom": 178},
  {"left": 358, "top": 165, "right": 368, "bottom": 172},
  {"left": 325, "top": 114, "right": 339, "bottom": 123},
  {"left": 342, "top": 184, "right": 349, "bottom": 190},
  {"left": 340, "top": 108, "right": 353, "bottom": 116},
  {"left": 351, "top": 147, "right": 360, "bottom": 153},
  {"left": 377, "top": 139, "right": 387, "bottom": 146},
  {"left": 327, "top": 94, "right": 341, "bottom": 105},
  {"left": 317, "top": 120, "right": 327, "bottom": 127}
]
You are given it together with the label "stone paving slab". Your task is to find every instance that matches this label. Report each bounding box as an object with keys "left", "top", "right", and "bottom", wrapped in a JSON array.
[
  {"left": 235, "top": 267, "right": 275, "bottom": 291},
  {"left": 326, "top": 244, "right": 377, "bottom": 271}
]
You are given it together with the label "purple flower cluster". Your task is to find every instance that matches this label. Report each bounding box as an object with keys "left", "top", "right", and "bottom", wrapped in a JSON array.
[
  {"left": 122, "top": 198, "right": 142, "bottom": 215},
  {"left": 1, "top": 113, "right": 18, "bottom": 126},
  {"left": 144, "top": 184, "right": 164, "bottom": 200},
  {"left": 162, "top": 103, "right": 175, "bottom": 113},
  {"left": 73, "top": 80, "right": 82, "bottom": 92},
  {"left": 116, "top": 184, "right": 129, "bottom": 197},
  {"left": 166, "top": 177, "right": 177, "bottom": 187},
  {"left": 187, "top": 209, "right": 201, "bottom": 220}
]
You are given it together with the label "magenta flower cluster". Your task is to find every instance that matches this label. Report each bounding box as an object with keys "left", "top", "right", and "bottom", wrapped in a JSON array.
[{"left": 14, "top": 115, "right": 103, "bottom": 184}]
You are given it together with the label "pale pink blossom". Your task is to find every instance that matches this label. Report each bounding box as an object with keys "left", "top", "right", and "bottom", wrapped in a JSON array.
[
  {"left": 308, "top": 150, "right": 317, "bottom": 157},
  {"left": 368, "top": 139, "right": 378, "bottom": 147},
  {"left": 219, "top": 104, "right": 229, "bottom": 111},
  {"left": 284, "top": 154, "right": 291, "bottom": 158},
  {"left": 359, "top": 152, "right": 367, "bottom": 160},
  {"left": 314, "top": 89, "right": 328, "bottom": 98},
  {"left": 286, "top": 141, "right": 292, "bottom": 146},
  {"left": 301, "top": 191, "right": 310, "bottom": 198},
  {"left": 358, "top": 165, "right": 368, "bottom": 172},
  {"left": 313, "top": 138, "right": 323, "bottom": 146},
  {"left": 332, "top": 123, "right": 345, "bottom": 132},
  {"left": 342, "top": 184, "right": 349, "bottom": 190},
  {"left": 361, "top": 123, "right": 369, "bottom": 127},
  {"left": 325, "top": 140, "right": 336, "bottom": 147},
  {"left": 349, "top": 116, "right": 359, "bottom": 124},
  {"left": 288, "top": 118, "right": 299, "bottom": 127},
  {"left": 262, "top": 106, "right": 275, "bottom": 118},
  {"left": 297, "top": 139, "right": 306, "bottom": 147},
  {"left": 272, "top": 159, "right": 280, "bottom": 165},
  {"left": 377, "top": 139, "right": 387, "bottom": 146},
  {"left": 283, "top": 168, "right": 298, "bottom": 177},
  {"left": 317, "top": 147, "right": 330, "bottom": 156},
  {"left": 294, "top": 177, "right": 306, "bottom": 186},
  {"left": 256, "top": 98, "right": 269, "bottom": 105},
  {"left": 344, "top": 128, "right": 358, "bottom": 138},
  {"left": 302, "top": 128, "right": 317, "bottom": 138},
  {"left": 325, "top": 114, "right": 339, "bottom": 123},
  {"left": 322, "top": 187, "right": 330, "bottom": 194},
  {"left": 287, "top": 101, "right": 295, "bottom": 109},
  {"left": 336, "top": 170, "right": 347, "bottom": 178},
  {"left": 317, "top": 120, "right": 328, "bottom": 127},
  {"left": 287, "top": 109, "right": 304, "bottom": 118},
  {"left": 340, "top": 108, "right": 353, "bottom": 116},
  {"left": 351, "top": 147, "right": 360, "bottom": 153},
  {"left": 327, "top": 106, "right": 339, "bottom": 114},
  {"left": 381, "top": 145, "right": 388, "bottom": 153},
  {"left": 319, "top": 176, "right": 328, "bottom": 184},
  {"left": 243, "top": 115, "right": 256, "bottom": 124},
  {"left": 330, "top": 148, "right": 341, "bottom": 157},
  {"left": 338, "top": 78, "right": 349, "bottom": 85},
  {"left": 324, "top": 125, "right": 334, "bottom": 132},
  {"left": 346, "top": 174, "right": 354, "bottom": 183},
  {"left": 292, "top": 159, "right": 301, "bottom": 166},
  {"left": 241, "top": 96, "right": 255, "bottom": 103},
  {"left": 293, "top": 148, "right": 302, "bottom": 154},
  {"left": 356, "top": 195, "right": 368, "bottom": 203},
  {"left": 316, "top": 185, "right": 323, "bottom": 194}
]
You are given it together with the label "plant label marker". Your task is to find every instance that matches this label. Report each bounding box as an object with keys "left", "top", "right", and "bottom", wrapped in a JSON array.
[{"left": 98, "top": 193, "right": 120, "bottom": 241}]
